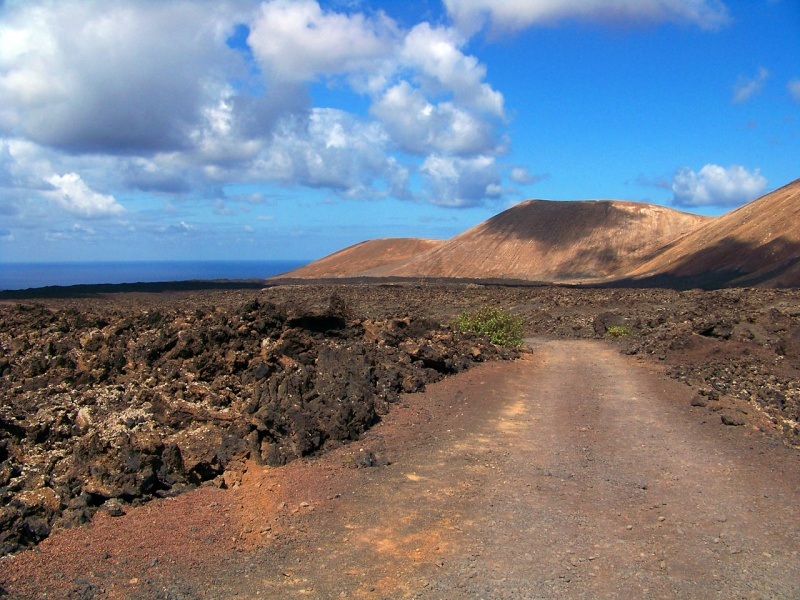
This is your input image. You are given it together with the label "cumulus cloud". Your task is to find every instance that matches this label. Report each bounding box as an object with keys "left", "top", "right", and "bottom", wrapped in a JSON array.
[
  {"left": 363, "top": 21, "right": 506, "bottom": 162},
  {"left": 0, "top": 141, "right": 15, "bottom": 189},
  {"left": 399, "top": 23, "right": 504, "bottom": 117},
  {"left": 44, "top": 173, "right": 126, "bottom": 218},
  {"left": 444, "top": 0, "right": 731, "bottom": 34},
  {"left": 0, "top": 1, "right": 240, "bottom": 154},
  {"left": 248, "top": 0, "right": 397, "bottom": 83},
  {"left": 0, "top": 139, "right": 40, "bottom": 218},
  {"left": 732, "top": 67, "right": 769, "bottom": 104},
  {"left": 189, "top": 87, "right": 267, "bottom": 167},
  {"left": 248, "top": 7, "right": 507, "bottom": 162},
  {"left": 671, "top": 164, "right": 768, "bottom": 208},
  {"left": 420, "top": 154, "right": 501, "bottom": 207},
  {"left": 371, "top": 81, "right": 496, "bottom": 155},
  {"left": 0, "top": 138, "right": 52, "bottom": 191},
  {"left": 0, "top": 0, "right": 510, "bottom": 213},
  {"left": 789, "top": 79, "right": 800, "bottom": 103},
  {"left": 257, "top": 108, "right": 410, "bottom": 198}
]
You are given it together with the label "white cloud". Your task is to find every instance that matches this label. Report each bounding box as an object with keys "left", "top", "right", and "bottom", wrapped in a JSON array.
[
  {"left": 248, "top": 6, "right": 506, "bottom": 161},
  {"left": 444, "top": 0, "right": 731, "bottom": 34},
  {"left": 369, "top": 22, "right": 506, "bottom": 160},
  {"left": 0, "top": 138, "right": 53, "bottom": 190},
  {"left": 155, "top": 221, "right": 197, "bottom": 235},
  {"left": 371, "top": 81, "right": 496, "bottom": 155},
  {"left": 248, "top": 0, "right": 397, "bottom": 83},
  {"left": 72, "top": 223, "right": 96, "bottom": 236},
  {"left": 189, "top": 86, "right": 266, "bottom": 167},
  {"left": 789, "top": 79, "right": 800, "bottom": 103},
  {"left": 0, "top": 1, "right": 240, "bottom": 154},
  {"left": 732, "top": 67, "right": 769, "bottom": 104},
  {"left": 258, "top": 108, "right": 409, "bottom": 198},
  {"left": 0, "top": 0, "right": 511, "bottom": 218},
  {"left": 420, "top": 154, "right": 501, "bottom": 207},
  {"left": 400, "top": 23, "right": 504, "bottom": 117},
  {"left": 671, "top": 164, "right": 768, "bottom": 208},
  {"left": 0, "top": 140, "right": 15, "bottom": 188},
  {"left": 510, "top": 167, "right": 549, "bottom": 185},
  {"left": 44, "top": 172, "right": 125, "bottom": 218}
]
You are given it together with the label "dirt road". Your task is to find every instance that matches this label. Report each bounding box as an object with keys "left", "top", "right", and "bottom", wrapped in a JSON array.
[{"left": 3, "top": 339, "right": 800, "bottom": 598}]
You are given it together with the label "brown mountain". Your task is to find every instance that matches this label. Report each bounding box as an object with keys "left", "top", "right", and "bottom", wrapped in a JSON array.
[
  {"left": 624, "top": 178, "right": 800, "bottom": 287},
  {"left": 281, "top": 200, "right": 708, "bottom": 283},
  {"left": 279, "top": 178, "right": 800, "bottom": 287},
  {"left": 368, "top": 200, "right": 707, "bottom": 283},
  {"left": 283, "top": 238, "right": 445, "bottom": 279}
]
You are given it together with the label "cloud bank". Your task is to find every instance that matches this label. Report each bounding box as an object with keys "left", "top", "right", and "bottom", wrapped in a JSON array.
[
  {"left": 0, "top": 0, "right": 758, "bottom": 261},
  {"left": 0, "top": 1, "right": 237, "bottom": 155},
  {"left": 0, "top": 0, "right": 515, "bottom": 212},
  {"left": 0, "top": 0, "right": 738, "bottom": 220}
]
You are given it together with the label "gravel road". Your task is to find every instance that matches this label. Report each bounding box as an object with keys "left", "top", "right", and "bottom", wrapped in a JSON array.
[{"left": 3, "top": 338, "right": 798, "bottom": 599}]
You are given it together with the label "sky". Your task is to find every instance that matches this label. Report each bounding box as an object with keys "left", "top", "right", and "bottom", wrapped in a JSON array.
[{"left": 0, "top": 0, "right": 799, "bottom": 263}]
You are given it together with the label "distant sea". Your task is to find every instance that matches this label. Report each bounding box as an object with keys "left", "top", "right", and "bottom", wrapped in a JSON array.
[{"left": 0, "top": 260, "right": 309, "bottom": 291}]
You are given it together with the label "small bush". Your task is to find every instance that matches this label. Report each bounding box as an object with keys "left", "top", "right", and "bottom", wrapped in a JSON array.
[
  {"left": 607, "top": 325, "right": 632, "bottom": 338},
  {"left": 455, "top": 306, "right": 525, "bottom": 348}
]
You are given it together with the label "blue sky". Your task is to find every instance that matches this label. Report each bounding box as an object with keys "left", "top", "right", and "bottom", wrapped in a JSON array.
[{"left": 0, "top": 0, "right": 798, "bottom": 263}]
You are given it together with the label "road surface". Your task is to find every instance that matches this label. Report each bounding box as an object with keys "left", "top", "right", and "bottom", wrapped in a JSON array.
[{"left": 3, "top": 340, "right": 799, "bottom": 599}]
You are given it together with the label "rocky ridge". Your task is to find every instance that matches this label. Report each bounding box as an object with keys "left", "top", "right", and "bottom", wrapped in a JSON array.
[
  {"left": 2, "top": 282, "right": 799, "bottom": 559},
  {"left": 0, "top": 292, "right": 514, "bottom": 556}
]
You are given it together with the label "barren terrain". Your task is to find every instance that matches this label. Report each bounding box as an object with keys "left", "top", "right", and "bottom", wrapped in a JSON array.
[
  {"left": 282, "top": 200, "right": 708, "bottom": 283},
  {"left": 1, "top": 282, "right": 800, "bottom": 598},
  {"left": 284, "top": 239, "right": 445, "bottom": 280},
  {"left": 281, "top": 178, "right": 800, "bottom": 287}
]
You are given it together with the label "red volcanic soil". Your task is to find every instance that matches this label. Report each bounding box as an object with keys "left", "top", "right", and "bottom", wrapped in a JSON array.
[{"left": 1, "top": 283, "right": 799, "bottom": 598}]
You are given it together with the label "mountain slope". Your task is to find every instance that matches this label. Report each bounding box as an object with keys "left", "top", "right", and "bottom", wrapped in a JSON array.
[
  {"left": 278, "top": 178, "right": 800, "bottom": 288},
  {"left": 369, "top": 200, "right": 708, "bottom": 282},
  {"left": 626, "top": 178, "right": 800, "bottom": 287},
  {"left": 281, "top": 238, "right": 444, "bottom": 279}
]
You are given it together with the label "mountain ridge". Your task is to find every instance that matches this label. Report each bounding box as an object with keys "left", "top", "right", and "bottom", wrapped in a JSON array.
[{"left": 279, "top": 178, "right": 800, "bottom": 288}]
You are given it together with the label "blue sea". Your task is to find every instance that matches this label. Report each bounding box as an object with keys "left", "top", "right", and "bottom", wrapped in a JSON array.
[{"left": 0, "top": 260, "right": 309, "bottom": 291}]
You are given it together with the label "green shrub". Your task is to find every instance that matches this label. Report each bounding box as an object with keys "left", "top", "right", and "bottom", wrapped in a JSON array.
[
  {"left": 455, "top": 306, "right": 525, "bottom": 348},
  {"left": 607, "top": 325, "right": 632, "bottom": 338}
]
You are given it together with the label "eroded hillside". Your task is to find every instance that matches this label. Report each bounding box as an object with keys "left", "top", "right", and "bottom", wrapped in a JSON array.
[{"left": 279, "top": 178, "right": 800, "bottom": 287}]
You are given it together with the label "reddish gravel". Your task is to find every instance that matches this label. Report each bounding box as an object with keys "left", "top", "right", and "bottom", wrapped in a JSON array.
[{"left": 2, "top": 338, "right": 799, "bottom": 598}]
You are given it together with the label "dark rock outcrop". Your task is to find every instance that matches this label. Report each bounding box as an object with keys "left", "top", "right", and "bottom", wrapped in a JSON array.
[{"left": 0, "top": 294, "right": 515, "bottom": 555}]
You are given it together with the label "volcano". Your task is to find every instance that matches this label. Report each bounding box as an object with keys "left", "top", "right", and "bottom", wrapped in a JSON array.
[{"left": 280, "top": 178, "right": 800, "bottom": 288}]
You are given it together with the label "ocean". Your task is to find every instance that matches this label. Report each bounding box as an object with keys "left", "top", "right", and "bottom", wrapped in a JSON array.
[{"left": 0, "top": 260, "right": 309, "bottom": 291}]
